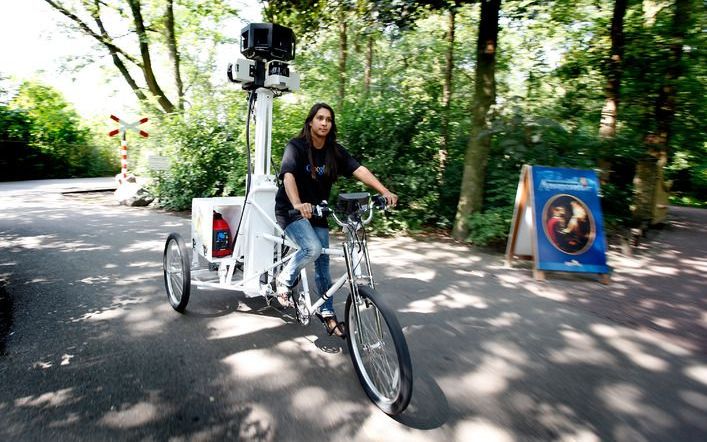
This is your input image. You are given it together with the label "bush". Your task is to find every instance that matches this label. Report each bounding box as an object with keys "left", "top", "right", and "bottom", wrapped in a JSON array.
[
  {"left": 1, "top": 82, "right": 117, "bottom": 180},
  {"left": 466, "top": 206, "right": 513, "bottom": 248},
  {"left": 149, "top": 109, "right": 249, "bottom": 210}
]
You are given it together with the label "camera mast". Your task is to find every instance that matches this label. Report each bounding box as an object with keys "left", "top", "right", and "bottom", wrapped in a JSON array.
[{"left": 225, "top": 23, "right": 299, "bottom": 294}]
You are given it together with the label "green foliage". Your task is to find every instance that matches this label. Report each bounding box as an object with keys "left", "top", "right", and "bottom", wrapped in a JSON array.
[
  {"left": 1, "top": 81, "right": 116, "bottom": 180},
  {"left": 18, "top": 1, "right": 703, "bottom": 245},
  {"left": 0, "top": 106, "right": 31, "bottom": 142},
  {"left": 146, "top": 95, "right": 249, "bottom": 210},
  {"left": 669, "top": 194, "right": 706, "bottom": 208},
  {"left": 466, "top": 205, "right": 513, "bottom": 248}
]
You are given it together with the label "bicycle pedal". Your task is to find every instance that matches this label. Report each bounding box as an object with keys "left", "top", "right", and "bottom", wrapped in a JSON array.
[{"left": 295, "top": 298, "right": 310, "bottom": 326}]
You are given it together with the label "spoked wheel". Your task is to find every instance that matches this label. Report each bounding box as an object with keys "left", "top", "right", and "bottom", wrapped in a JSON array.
[
  {"left": 163, "top": 232, "right": 191, "bottom": 312},
  {"left": 345, "top": 285, "right": 413, "bottom": 415}
]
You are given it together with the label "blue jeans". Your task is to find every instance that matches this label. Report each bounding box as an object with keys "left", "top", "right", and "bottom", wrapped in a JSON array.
[{"left": 278, "top": 219, "right": 335, "bottom": 316}]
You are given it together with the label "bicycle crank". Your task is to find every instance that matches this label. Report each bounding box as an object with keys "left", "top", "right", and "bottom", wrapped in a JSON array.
[{"left": 295, "top": 294, "right": 310, "bottom": 326}]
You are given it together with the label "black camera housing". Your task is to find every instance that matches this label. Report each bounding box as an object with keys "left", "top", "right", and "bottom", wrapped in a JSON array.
[
  {"left": 240, "top": 23, "right": 295, "bottom": 62},
  {"left": 337, "top": 192, "right": 370, "bottom": 216}
]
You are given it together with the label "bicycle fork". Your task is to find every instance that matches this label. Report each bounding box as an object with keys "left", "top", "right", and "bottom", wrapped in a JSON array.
[{"left": 344, "top": 240, "right": 383, "bottom": 341}]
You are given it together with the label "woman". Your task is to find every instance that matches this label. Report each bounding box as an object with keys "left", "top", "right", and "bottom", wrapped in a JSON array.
[{"left": 274, "top": 103, "right": 397, "bottom": 338}]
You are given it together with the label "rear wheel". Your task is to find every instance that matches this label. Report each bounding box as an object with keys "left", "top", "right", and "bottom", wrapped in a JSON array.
[
  {"left": 163, "top": 233, "right": 191, "bottom": 312},
  {"left": 345, "top": 285, "right": 412, "bottom": 415}
]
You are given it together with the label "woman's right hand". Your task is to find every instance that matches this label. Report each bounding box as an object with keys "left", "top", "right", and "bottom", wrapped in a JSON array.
[{"left": 294, "top": 202, "right": 313, "bottom": 219}]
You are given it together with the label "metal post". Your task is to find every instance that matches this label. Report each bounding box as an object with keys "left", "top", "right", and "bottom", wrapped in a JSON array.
[
  {"left": 241, "top": 87, "right": 278, "bottom": 295},
  {"left": 253, "top": 88, "right": 274, "bottom": 177},
  {"left": 120, "top": 130, "right": 128, "bottom": 178}
]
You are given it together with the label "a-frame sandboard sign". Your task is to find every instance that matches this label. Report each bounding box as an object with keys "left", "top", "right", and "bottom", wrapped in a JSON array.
[{"left": 505, "top": 165, "right": 611, "bottom": 284}]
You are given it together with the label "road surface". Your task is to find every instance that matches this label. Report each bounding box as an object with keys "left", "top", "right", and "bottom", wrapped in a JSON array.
[{"left": 1, "top": 178, "right": 705, "bottom": 441}]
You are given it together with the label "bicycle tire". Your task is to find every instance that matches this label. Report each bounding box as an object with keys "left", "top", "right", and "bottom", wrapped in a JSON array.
[
  {"left": 163, "top": 232, "right": 191, "bottom": 312},
  {"left": 345, "top": 285, "right": 413, "bottom": 415}
]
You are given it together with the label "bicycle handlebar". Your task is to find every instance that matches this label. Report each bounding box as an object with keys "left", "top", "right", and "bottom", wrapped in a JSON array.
[{"left": 286, "top": 194, "right": 388, "bottom": 226}]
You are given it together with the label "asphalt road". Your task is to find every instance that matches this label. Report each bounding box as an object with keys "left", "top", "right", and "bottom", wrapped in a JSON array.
[{"left": 1, "top": 178, "right": 705, "bottom": 441}]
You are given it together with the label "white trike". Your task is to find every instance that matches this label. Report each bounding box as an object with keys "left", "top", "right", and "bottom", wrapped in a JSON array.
[{"left": 161, "top": 82, "right": 412, "bottom": 415}]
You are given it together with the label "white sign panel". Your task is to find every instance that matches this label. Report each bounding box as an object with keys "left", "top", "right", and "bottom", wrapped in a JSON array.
[{"left": 147, "top": 155, "right": 170, "bottom": 171}]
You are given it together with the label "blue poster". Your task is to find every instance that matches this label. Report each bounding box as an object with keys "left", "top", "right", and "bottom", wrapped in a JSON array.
[{"left": 531, "top": 166, "right": 609, "bottom": 274}]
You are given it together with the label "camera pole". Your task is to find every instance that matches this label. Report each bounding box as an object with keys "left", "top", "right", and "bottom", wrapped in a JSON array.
[
  {"left": 226, "top": 23, "right": 298, "bottom": 295},
  {"left": 252, "top": 87, "right": 274, "bottom": 178}
]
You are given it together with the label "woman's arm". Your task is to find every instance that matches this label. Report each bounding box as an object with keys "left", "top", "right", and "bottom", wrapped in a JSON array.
[
  {"left": 282, "top": 172, "right": 313, "bottom": 218},
  {"left": 352, "top": 166, "right": 398, "bottom": 207}
]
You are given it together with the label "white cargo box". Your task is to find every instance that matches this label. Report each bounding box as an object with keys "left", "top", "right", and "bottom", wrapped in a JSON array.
[{"left": 191, "top": 197, "right": 244, "bottom": 263}]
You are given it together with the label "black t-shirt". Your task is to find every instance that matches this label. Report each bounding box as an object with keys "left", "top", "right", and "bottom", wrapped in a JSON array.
[{"left": 275, "top": 137, "right": 360, "bottom": 228}]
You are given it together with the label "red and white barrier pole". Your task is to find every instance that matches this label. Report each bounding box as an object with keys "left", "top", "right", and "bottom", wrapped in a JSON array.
[
  {"left": 108, "top": 114, "right": 149, "bottom": 181},
  {"left": 120, "top": 132, "right": 128, "bottom": 178}
]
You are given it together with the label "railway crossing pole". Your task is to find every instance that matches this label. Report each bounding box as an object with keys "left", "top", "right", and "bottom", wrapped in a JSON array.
[{"left": 108, "top": 114, "right": 149, "bottom": 179}]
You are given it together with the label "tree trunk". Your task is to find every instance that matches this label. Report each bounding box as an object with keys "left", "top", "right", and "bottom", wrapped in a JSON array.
[
  {"left": 338, "top": 13, "right": 348, "bottom": 109},
  {"left": 44, "top": 0, "right": 178, "bottom": 114},
  {"left": 364, "top": 34, "right": 373, "bottom": 95},
  {"left": 439, "top": 7, "right": 456, "bottom": 187},
  {"left": 89, "top": 0, "right": 149, "bottom": 105},
  {"left": 127, "top": 0, "right": 175, "bottom": 113},
  {"left": 452, "top": 0, "right": 501, "bottom": 241},
  {"left": 633, "top": 0, "right": 690, "bottom": 225},
  {"left": 599, "top": 0, "right": 627, "bottom": 140},
  {"left": 165, "top": 0, "right": 184, "bottom": 111}
]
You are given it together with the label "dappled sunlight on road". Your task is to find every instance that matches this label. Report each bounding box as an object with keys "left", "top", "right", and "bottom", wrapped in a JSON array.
[
  {"left": 685, "top": 364, "right": 707, "bottom": 386},
  {"left": 291, "top": 385, "right": 366, "bottom": 428},
  {"left": 501, "top": 276, "right": 570, "bottom": 302},
  {"left": 365, "top": 215, "right": 707, "bottom": 439},
  {"left": 599, "top": 383, "right": 675, "bottom": 429},
  {"left": 549, "top": 327, "right": 616, "bottom": 366},
  {"left": 402, "top": 291, "right": 489, "bottom": 313},
  {"left": 99, "top": 399, "right": 169, "bottom": 429},
  {"left": 15, "top": 388, "right": 77, "bottom": 408},
  {"left": 454, "top": 418, "right": 516, "bottom": 442},
  {"left": 458, "top": 347, "right": 527, "bottom": 396},
  {"left": 2, "top": 189, "right": 706, "bottom": 440},
  {"left": 207, "top": 313, "right": 284, "bottom": 340},
  {"left": 493, "top": 207, "right": 707, "bottom": 354},
  {"left": 605, "top": 336, "right": 670, "bottom": 372},
  {"left": 120, "top": 240, "right": 165, "bottom": 254}
]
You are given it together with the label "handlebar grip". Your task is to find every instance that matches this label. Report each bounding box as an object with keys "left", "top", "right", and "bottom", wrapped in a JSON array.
[
  {"left": 287, "top": 206, "right": 331, "bottom": 218},
  {"left": 372, "top": 195, "right": 387, "bottom": 210}
]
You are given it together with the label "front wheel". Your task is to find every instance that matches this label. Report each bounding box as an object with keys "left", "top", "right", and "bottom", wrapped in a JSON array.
[
  {"left": 163, "top": 232, "right": 191, "bottom": 312},
  {"left": 345, "top": 285, "right": 413, "bottom": 415}
]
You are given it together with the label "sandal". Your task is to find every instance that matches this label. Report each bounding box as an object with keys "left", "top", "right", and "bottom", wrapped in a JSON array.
[
  {"left": 275, "top": 281, "right": 292, "bottom": 307},
  {"left": 316, "top": 313, "right": 346, "bottom": 339},
  {"left": 277, "top": 292, "right": 291, "bottom": 308}
]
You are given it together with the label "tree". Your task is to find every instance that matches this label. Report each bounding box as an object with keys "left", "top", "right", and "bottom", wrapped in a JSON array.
[
  {"left": 263, "top": 0, "right": 351, "bottom": 108},
  {"left": 42, "top": 0, "right": 235, "bottom": 114},
  {"left": 43, "top": 0, "right": 177, "bottom": 113},
  {"left": 439, "top": 2, "right": 461, "bottom": 189},
  {"left": 633, "top": 0, "right": 692, "bottom": 224},
  {"left": 452, "top": 0, "right": 501, "bottom": 241},
  {"left": 598, "top": 0, "right": 628, "bottom": 140},
  {"left": 4, "top": 81, "right": 116, "bottom": 179},
  {"left": 263, "top": 0, "right": 432, "bottom": 107}
]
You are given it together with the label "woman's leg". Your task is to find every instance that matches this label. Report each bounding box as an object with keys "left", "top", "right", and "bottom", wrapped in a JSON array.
[
  {"left": 312, "top": 227, "right": 345, "bottom": 337},
  {"left": 312, "top": 227, "right": 334, "bottom": 317},
  {"left": 277, "top": 219, "right": 322, "bottom": 289}
]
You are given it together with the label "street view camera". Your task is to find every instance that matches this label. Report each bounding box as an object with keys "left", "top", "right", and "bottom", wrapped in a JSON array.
[{"left": 227, "top": 23, "right": 300, "bottom": 92}]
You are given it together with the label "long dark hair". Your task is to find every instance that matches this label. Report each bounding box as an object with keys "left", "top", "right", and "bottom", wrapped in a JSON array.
[{"left": 298, "top": 102, "right": 339, "bottom": 180}]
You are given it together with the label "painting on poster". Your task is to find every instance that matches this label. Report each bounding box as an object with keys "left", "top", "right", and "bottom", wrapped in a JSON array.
[{"left": 531, "top": 166, "right": 609, "bottom": 274}]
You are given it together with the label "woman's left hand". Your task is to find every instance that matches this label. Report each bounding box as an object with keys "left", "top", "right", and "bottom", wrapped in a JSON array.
[{"left": 381, "top": 192, "right": 398, "bottom": 208}]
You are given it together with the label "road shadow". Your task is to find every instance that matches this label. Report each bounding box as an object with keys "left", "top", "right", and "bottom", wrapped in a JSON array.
[
  {"left": 394, "top": 368, "right": 449, "bottom": 429},
  {"left": 0, "top": 282, "right": 13, "bottom": 356}
]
